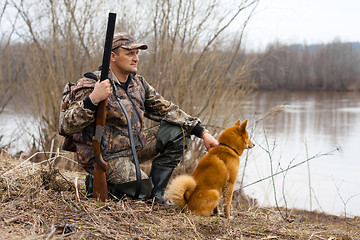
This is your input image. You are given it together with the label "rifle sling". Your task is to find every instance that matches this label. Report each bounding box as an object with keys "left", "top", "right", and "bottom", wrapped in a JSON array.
[{"left": 111, "top": 80, "right": 142, "bottom": 199}]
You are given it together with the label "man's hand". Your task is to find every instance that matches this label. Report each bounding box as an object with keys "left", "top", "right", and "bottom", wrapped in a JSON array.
[
  {"left": 89, "top": 79, "right": 112, "bottom": 104},
  {"left": 202, "top": 132, "right": 218, "bottom": 151}
]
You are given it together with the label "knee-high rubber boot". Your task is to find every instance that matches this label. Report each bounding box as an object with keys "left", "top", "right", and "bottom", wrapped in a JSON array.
[
  {"left": 149, "top": 166, "right": 174, "bottom": 204},
  {"left": 85, "top": 174, "right": 94, "bottom": 198}
]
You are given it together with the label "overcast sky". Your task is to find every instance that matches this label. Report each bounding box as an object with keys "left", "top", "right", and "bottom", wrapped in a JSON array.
[
  {"left": 243, "top": 0, "right": 360, "bottom": 50},
  {"left": 2, "top": 0, "right": 359, "bottom": 51}
]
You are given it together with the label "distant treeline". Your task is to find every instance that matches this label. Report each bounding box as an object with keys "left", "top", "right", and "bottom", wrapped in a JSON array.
[{"left": 249, "top": 40, "right": 360, "bottom": 91}]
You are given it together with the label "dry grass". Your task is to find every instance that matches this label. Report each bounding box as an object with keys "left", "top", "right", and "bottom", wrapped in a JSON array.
[{"left": 1, "top": 149, "right": 359, "bottom": 240}]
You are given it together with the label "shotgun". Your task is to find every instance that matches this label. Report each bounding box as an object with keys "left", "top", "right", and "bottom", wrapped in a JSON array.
[{"left": 92, "top": 12, "right": 116, "bottom": 202}]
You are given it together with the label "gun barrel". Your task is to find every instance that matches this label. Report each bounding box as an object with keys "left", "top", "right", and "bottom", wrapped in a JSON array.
[
  {"left": 100, "top": 12, "right": 116, "bottom": 82},
  {"left": 92, "top": 12, "right": 116, "bottom": 202}
]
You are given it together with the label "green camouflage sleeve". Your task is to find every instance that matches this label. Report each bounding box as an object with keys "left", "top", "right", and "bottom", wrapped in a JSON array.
[
  {"left": 140, "top": 76, "right": 201, "bottom": 135},
  {"left": 60, "top": 80, "right": 96, "bottom": 135}
]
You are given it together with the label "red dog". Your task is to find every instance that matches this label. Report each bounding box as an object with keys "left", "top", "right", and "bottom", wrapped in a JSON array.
[{"left": 165, "top": 120, "right": 254, "bottom": 218}]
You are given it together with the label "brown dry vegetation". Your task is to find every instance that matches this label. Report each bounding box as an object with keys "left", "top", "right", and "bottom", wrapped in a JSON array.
[
  {"left": 1, "top": 150, "right": 359, "bottom": 240},
  {"left": 0, "top": 0, "right": 257, "bottom": 155}
]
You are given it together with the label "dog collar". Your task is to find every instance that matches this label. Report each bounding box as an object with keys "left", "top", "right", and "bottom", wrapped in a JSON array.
[{"left": 218, "top": 143, "right": 240, "bottom": 156}]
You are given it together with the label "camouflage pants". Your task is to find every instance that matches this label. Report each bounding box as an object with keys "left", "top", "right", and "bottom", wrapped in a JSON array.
[{"left": 105, "top": 121, "right": 190, "bottom": 185}]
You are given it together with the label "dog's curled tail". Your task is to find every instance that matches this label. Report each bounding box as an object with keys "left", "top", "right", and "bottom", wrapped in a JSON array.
[{"left": 165, "top": 175, "right": 196, "bottom": 208}]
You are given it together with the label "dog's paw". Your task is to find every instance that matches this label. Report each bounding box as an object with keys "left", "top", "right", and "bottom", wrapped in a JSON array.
[
  {"left": 212, "top": 206, "right": 219, "bottom": 215},
  {"left": 224, "top": 212, "right": 233, "bottom": 219}
]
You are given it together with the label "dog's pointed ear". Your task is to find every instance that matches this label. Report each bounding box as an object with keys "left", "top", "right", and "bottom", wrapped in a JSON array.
[
  {"left": 239, "top": 120, "right": 248, "bottom": 131},
  {"left": 235, "top": 120, "right": 241, "bottom": 126}
]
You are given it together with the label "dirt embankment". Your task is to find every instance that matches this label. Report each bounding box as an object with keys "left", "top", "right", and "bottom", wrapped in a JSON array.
[{"left": 0, "top": 150, "right": 359, "bottom": 239}]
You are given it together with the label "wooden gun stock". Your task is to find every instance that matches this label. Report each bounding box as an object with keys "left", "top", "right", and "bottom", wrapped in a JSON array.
[
  {"left": 92, "top": 13, "right": 116, "bottom": 202},
  {"left": 92, "top": 100, "right": 110, "bottom": 201}
]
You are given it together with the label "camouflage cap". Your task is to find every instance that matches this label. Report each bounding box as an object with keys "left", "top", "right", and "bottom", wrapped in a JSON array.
[{"left": 112, "top": 32, "right": 148, "bottom": 51}]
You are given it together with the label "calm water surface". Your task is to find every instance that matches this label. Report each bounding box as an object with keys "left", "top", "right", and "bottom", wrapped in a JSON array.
[
  {"left": 236, "top": 91, "right": 360, "bottom": 217},
  {"left": 0, "top": 110, "right": 38, "bottom": 153}
]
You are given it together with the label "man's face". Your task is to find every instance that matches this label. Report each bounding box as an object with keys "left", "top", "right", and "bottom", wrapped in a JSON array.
[{"left": 111, "top": 48, "right": 140, "bottom": 75}]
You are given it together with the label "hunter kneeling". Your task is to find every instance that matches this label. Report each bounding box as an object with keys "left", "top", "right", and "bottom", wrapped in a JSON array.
[{"left": 59, "top": 32, "right": 218, "bottom": 204}]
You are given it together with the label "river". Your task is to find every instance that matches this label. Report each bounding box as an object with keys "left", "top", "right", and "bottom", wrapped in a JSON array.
[
  {"left": 235, "top": 91, "right": 360, "bottom": 217},
  {"left": 0, "top": 91, "right": 359, "bottom": 217},
  {"left": 0, "top": 109, "right": 38, "bottom": 154}
]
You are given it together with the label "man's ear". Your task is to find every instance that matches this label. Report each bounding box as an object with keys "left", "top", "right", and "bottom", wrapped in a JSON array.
[{"left": 110, "top": 51, "right": 117, "bottom": 61}]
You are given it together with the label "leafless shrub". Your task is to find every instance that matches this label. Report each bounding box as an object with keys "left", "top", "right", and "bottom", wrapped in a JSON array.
[
  {"left": 3, "top": 0, "right": 106, "bottom": 153},
  {"left": 2, "top": 0, "right": 259, "bottom": 165}
]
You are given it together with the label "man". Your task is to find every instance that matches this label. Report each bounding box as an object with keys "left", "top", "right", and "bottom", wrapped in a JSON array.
[{"left": 61, "top": 32, "right": 218, "bottom": 204}]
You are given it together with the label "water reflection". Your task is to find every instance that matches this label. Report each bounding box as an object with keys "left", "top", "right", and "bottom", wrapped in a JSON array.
[{"left": 237, "top": 91, "right": 360, "bottom": 216}]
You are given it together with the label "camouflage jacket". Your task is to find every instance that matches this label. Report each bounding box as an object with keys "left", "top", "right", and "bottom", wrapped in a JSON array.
[{"left": 60, "top": 70, "right": 202, "bottom": 169}]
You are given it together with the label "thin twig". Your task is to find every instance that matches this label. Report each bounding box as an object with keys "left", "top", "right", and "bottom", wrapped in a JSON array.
[{"left": 242, "top": 149, "right": 339, "bottom": 189}]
